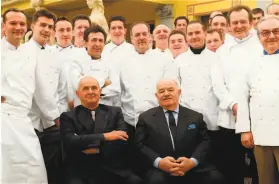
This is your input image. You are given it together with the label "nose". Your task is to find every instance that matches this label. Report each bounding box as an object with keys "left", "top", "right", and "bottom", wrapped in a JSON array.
[{"left": 269, "top": 31, "right": 275, "bottom": 38}]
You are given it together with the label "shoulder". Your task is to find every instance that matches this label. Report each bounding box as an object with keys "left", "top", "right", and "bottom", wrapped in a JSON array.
[
  {"left": 139, "top": 106, "right": 160, "bottom": 119},
  {"left": 179, "top": 105, "right": 203, "bottom": 119},
  {"left": 99, "top": 104, "right": 122, "bottom": 113}
]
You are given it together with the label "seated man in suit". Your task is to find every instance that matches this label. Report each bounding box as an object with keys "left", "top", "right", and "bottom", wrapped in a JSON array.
[
  {"left": 60, "top": 76, "right": 142, "bottom": 184},
  {"left": 135, "top": 79, "right": 225, "bottom": 184}
]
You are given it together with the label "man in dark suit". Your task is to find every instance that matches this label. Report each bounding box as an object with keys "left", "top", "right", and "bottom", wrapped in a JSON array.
[
  {"left": 135, "top": 79, "right": 225, "bottom": 184},
  {"left": 60, "top": 76, "right": 142, "bottom": 184}
]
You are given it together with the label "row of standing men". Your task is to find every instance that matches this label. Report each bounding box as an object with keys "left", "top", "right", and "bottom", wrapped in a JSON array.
[{"left": 1, "top": 3, "right": 279, "bottom": 184}]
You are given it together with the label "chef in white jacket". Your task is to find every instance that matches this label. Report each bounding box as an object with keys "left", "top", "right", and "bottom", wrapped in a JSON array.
[
  {"left": 1, "top": 8, "right": 27, "bottom": 52},
  {"left": 152, "top": 24, "right": 173, "bottom": 60},
  {"left": 101, "top": 16, "right": 135, "bottom": 72},
  {"left": 21, "top": 9, "right": 68, "bottom": 132},
  {"left": 1, "top": 8, "right": 57, "bottom": 184},
  {"left": 71, "top": 25, "right": 120, "bottom": 107},
  {"left": 236, "top": 15, "right": 279, "bottom": 184},
  {"left": 168, "top": 29, "right": 188, "bottom": 59},
  {"left": 217, "top": 5, "right": 263, "bottom": 184},
  {"left": 53, "top": 16, "right": 85, "bottom": 110},
  {"left": 120, "top": 22, "right": 177, "bottom": 127}
]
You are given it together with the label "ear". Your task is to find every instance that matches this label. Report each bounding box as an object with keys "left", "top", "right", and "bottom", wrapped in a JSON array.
[
  {"left": 31, "top": 23, "right": 35, "bottom": 31},
  {"left": 177, "top": 89, "right": 181, "bottom": 95},
  {"left": 155, "top": 92, "right": 159, "bottom": 99},
  {"left": 76, "top": 90, "right": 80, "bottom": 99},
  {"left": 124, "top": 28, "right": 127, "bottom": 35}
]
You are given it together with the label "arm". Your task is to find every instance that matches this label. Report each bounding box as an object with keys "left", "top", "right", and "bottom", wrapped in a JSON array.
[
  {"left": 114, "top": 107, "right": 128, "bottom": 132},
  {"left": 135, "top": 114, "right": 160, "bottom": 165},
  {"left": 100, "top": 63, "right": 120, "bottom": 97},
  {"left": 57, "top": 64, "right": 68, "bottom": 113},
  {"left": 191, "top": 114, "right": 211, "bottom": 165},
  {"left": 60, "top": 112, "right": 105, "bottom": 152}
]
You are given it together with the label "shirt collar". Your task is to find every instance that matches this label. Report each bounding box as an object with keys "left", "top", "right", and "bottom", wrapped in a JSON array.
[
  {"left": 162, "top": 105, "right": 179, "bottom": 114},
  {"left": 234, "top": 33, "right": 253, "bottom": 43},
  {"left": 263, "top": 49, "right": 279, "bottom": 55},
  {"left": 30, "top": 38, "right": 47, "bottom": 49},
  {"left": 2, "top": 36, "right": 18, "bottom": 51},
  {"left": 55, "top": 43, "right": 73, "bottom": 51}
]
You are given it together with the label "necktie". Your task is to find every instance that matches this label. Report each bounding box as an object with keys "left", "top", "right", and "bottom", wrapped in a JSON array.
[
  {"left": 91, "top": 111, "right": 96, "bottom": 122},
  {"left": 167, "top": 110, "right": 177, "bottom": 141}
]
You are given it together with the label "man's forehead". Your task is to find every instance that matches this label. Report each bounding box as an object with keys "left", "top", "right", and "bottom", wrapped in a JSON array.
[
  {"left": 88, "top": 32, "right": 104, "bottom": 39},
  {"left": 111, "top": 20, "right": 124, "bottom": 27},
  {"left": 6, "top": 11, "right": 26, "bottom": 21},
  {"left": 177, "top": 19, "right": 187, "bottom": 24},
  {"left": 258, "top": 19, "right": 279, "bottom": 30},
  {"left": 230, "top": 10, "right": 249, "bottom": 20},
  {"left": 133, "top": 24, "right": 149, "bottom": 33},
  {"left": 187, "top": 23, "right": 203, "bottom": 31},
  {"left": 212, "top": 16, "right": 227, "bottom": 23},
  {"left": 56, "top": 21, "right": 72, "bottom": 28},
  {"left": 170, "top": 34, "right": 184, "bottom": 40},
  {"left": 37, "top": 16, "right": 54, "bottom": 24}
]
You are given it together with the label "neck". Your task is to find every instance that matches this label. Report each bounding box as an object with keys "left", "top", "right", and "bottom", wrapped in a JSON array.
[
  {"left": 113, "top": 40, "right": 125, "bottom": 46},
  {"left": 75, "top": 39, "right": 85, "bottom": 47},
  {"left": 83, "top": 103, "right": 98, "bottom": 111},
  {"left": 190, "top": 44, "right": 205, "bottom": 54},
  {"left": 6, "top": 37, "right": 20, "bottom": 48},
  {"left": 33, "top": 37, "right": 46, "bottom": 47},
  {"left": 266, "top": 48, "right": 279, "bottom": 55},
  {"left": 57, "top": 43, "right": 71, "bottom": 48},
  {"left": 90, "top": 54, "right": 101, "bottom": 60},
  {"left": 157, "top": 42, "right": 168, "bottom": 51},
  {"left": 163, "top": 104, "right": 179, "bottom": 111}
]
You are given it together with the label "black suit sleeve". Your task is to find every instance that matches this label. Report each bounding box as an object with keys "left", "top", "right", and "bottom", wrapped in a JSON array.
[
  {"left": 115, "top": 107, "right": 128, "bottom": 132},
  {"left": 135, "top": 114, "right": 160, "bottom": 165},
  {"left": 60, "top": 112, "right": 105, "bottom": 151},
  {"left": 191, "top": 114, "right": 211, "bottom": 165}
]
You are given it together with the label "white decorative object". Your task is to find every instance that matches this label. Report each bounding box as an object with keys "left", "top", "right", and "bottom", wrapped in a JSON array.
[{"left": 31, "top": 0, "right": 43, "bottom": 11}]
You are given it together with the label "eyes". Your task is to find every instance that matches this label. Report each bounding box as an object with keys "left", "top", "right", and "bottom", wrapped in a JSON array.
[{"left": 259, "top": 29, "right": 279, "bottom": 37}]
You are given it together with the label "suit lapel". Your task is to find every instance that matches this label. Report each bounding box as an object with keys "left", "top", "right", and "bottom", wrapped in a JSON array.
[
  {"left": 76, "top": 107, "right": 94, "bottom": 132},
  {"left": 94, "top": 105, "right": 108, "bottom": 134},
  {"left": 153, "top": 107, "right": 173, "bottom": 149},
  {"left": 176, "top": 105, "right": 191, "bottom": 138}
]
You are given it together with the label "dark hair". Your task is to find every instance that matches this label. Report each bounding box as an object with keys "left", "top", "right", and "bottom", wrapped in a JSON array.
[
  {"left": 72, "top": 14, "right": 91, "bottom": 28},
  {"left": 55, "top": 16, "right": 72, "bottom": 29},
  {"left": 174, "top": 16, "right": 189, "bottom": 26},
  {"left": 32, "top": 8, "right": 56, "bottom": 24},
  {"left": 206, "top": 29, "right": 224, "bottom": 41},
  {"left": 108, "top": 16, "right": 126, "bottom": 29},
  {"left": 210, "top": 14, "right": 228, "bottom": 26},
  {"left": 227, "top": 5, "right": 252, "bottom": 23},
  {"left": 252, "top": 8, "right": 264, "bottom": 16},
  {"left": 267, "top": 3, "right": 279, "bottom": 13},
  {"left": 129, "top": 21, "right": 150, "bottom": 36},
  {"left": 2, "top": 8, "right": 26, "bottom": 23},
  {"left": 187, "top": 20, "right": 205, "bottom": 31},
  {"left": 168, "top": 29, "right": 187, "bottom": 43},
  {"left": 83, "top": 25, "right": 107, "bottom": 42}
]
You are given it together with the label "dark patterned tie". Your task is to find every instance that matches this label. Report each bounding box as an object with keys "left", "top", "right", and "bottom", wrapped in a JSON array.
[{"left": 167, "top": 110, "right": 177, "bottom": 141}]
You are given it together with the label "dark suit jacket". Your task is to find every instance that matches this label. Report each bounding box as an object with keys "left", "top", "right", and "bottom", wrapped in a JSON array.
[
  {"left": 135, "top": 105, "right": 213, "bottom": 172},
  {"left": 60, "top": 104, "right": 131, "bottom": 177}
]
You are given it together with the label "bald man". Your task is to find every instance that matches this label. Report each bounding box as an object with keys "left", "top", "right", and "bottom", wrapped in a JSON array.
[
  {"left": 60, "top": 76, "right": 142, "bottom": 184},
  {"left": 153, "top": 24, "right": 173, "bottom": 59},
  {"left": 267, "top": 3, "right": 279, "bottom": 16}
]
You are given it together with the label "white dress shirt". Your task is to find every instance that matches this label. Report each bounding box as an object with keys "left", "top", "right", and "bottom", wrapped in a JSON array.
[
  {"left": 153, "top": 48, "right": 174, "bottom": 61},
  {"left": 236, "top": 54, "right": 279, "bottom": 146},
  {"left": 71, "top": 52, "right": 120, "bottom": 107},
  {"left": 175, "top": 49, "right": 235, "bottom": 130},
  {"left": 120, "top": 49, "right": 178, "bottom": 126},
  {"left": 217, "top": 34, "right": 263, "bottom": 129},
  {"left": 20, "top": 39, "right": 68, "bottom": 131}
]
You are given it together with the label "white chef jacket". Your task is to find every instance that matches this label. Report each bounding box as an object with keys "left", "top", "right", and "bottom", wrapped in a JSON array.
[
  {"left": 20, "top": 39, "right": 68, "bottom": 132},
  {"left": 236, "top": 53, "right": 279, "bottom": 146},
  {"left": 175, "top": 48, "right": 235, "bottom": 130},
  {"left": 1, "top": 48, "right": 52, "bottom": 184},
  {"left": 71, "top": 51, "right": 120, "bottom": 107},
  {"left": 1, "top": 36, "right": 19, "bottom": 52},
  {"left": 120, "top": 49, "right": 178, "bottom": 126},
  {"left": 153, "top": 48, "right": 174, "bottom": 61},
  {"left": 52, "top": 44, "right": 86, "bottom": 102},
  {"left": 102, "top": 41, "right": 135, "bottom": 72},
  {"left": 217, "top": 33, "right": 263, "bottom": 129}
]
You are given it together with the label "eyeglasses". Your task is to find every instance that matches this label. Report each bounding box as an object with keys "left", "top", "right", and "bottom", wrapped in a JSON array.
[{"left": 258, "top": 28, "right": 279, "bottom": 37}]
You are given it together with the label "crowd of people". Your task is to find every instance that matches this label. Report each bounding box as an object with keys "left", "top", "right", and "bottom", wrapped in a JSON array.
[{"left": 1, "top": 2, "right": 279, "bottom": 184}]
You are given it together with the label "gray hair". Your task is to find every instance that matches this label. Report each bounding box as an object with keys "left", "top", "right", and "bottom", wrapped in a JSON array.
[
  {"left": 256, "top": 15, "right": 279, "bottom": 33},
  {"left": 156, "top": 78, "right": 181, "bottom": 90}
]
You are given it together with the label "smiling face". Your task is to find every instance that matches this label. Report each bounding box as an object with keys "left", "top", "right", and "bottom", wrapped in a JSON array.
[
  {"left": 32, "top": 16, "right": 54, "bottom": 46},
  {"left": 153, "top": 25, "right": 170, "bottom": 48},
  {"left": 258, "top": 18, "right": 279, "bottom": 55},
  {"left": 109, "top": 20, "right": 126, "bottom": 45},
  {"left": 211, "top": 16, "right": 228, "bottom": 35},
  {"left": 76, "top": 76, "right": 101, "bottom": 108},
  {"left": 186, "top": 23, "right": 205, "bottom": 49},
  {"left": 86, "top": 32, "right": 105, "bottom": 59},
  {"left": 131, "top": 23, "right": 151, "bottom": 54},
  {"left": 229, "top": 9, "right": 252, "bottom": 40},
  {"left": 73, "top": 19, "right": 90, "bottom": 43},
  {"left": 3, "top": 11, "right": 27, "bottom": 45},
  {"left": 156, "top": 79, "right": 181, "bottom": 110},
  {"left": 252, "top": 13, "right": 263, "bottom": 28},
  {"left": 169, "top": 33, "right": 188, "bottom": 58},
  {"left": 175, "top": 19, "right": 187, "bottom": 34},
  {"left": 206, "top": 31, "right": 223, "bottom": 52},
  {"left": 55, "top": 20, "right": 73, "bottom": 47}
]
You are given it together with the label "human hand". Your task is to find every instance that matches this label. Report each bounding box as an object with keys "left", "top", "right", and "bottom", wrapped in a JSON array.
[
  {"left": 170, "top": 157, "right": 195, "bottom": 176},
  {"left": 158, "top": 156, "right": 180, "bottom": 173},
  {"left": 103, "top": 130, "right": 128, "bottom": 141},
  {"left": 241, "top": 132, "right": 254, "bottom": 148}
]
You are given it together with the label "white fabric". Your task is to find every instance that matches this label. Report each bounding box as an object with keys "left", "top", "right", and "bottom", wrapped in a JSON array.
[
  {"left": 175, "top": 49, "right": 235, "bottom": 130},
  {"left": 120, "top": 49, "right": 178, "bottom": 126},
  {"left": 1, "top": 36, "right": 18, "bottom": 52},
  {"left": 70, "top": 51, "right": 120, "bottom": 107},
  {"left": 217, "top": 34, "right": 263, "bottom": 129},
  {"left": 236, "top": 54, "right": 279, "bottom": 146},
  {"left": 1, "top": 50, "right": 48, "bottom": 184},
  {"left": 153, "top": 48, "right": 174, "bottom": 61},
  {"left": 20, "top": 39, "right": 68, "bottom": 132}
]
